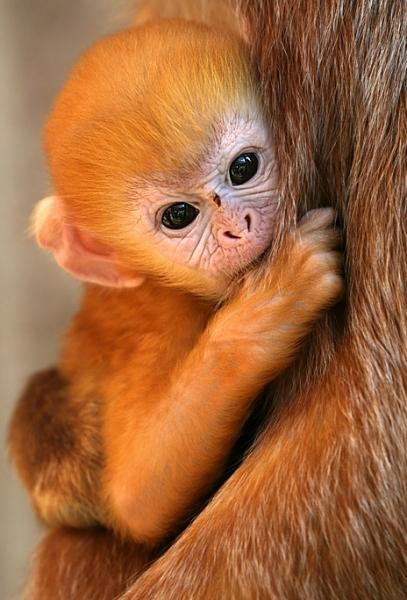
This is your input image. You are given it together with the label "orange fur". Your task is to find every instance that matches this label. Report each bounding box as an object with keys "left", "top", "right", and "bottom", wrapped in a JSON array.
[
  {"left": 8, "top": 17, "right": 344, "bottom": 565},
  {"left": 42, "top": 20, "right": 261, "bottom": 298},
  {"left": 22, "top": 0, "right": 406, "bottom": 597},
  {"left": 44, "top": 21, "right": 254, "bottom": 243},
  {"left": 9, "top": 13, "right": 342, "bottom": 548},
  {"left": 116, "top": 1, "right": 406, "bottom": 598},
  {"left": 10, "top": 212, "right": 342, "bottom": 546},
  {"left": 13, "top": 0, "right": 407, "bottom": 597},
  {"left": 98, "top": 213, "right": 341, "bottom": 543}
]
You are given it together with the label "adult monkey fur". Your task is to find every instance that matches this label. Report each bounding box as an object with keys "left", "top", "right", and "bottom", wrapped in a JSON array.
[{"left": 14, "top": 1, "right": 407, "bottom": 599}]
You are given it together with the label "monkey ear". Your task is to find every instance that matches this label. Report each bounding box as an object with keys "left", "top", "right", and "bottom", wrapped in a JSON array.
[{"left": 32, "top": 196, "right": 145, "bottom": 288}]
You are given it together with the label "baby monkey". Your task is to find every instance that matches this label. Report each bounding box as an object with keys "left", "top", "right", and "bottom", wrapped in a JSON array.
[{"left": 9, "top": 19, "right": 342, "bottom": 546}]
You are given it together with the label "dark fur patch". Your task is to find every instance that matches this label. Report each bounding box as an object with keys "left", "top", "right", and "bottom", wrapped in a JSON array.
[{"left": 8, "top": 369, "right": 76, "bottom": 487}]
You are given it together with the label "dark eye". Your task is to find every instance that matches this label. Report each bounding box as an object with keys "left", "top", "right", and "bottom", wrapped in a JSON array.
[
  {"left": 229, "top": 152, "right": 259, "bottom": 186},
  {"left": 161, "top": 203, "right": 199, "bottom": 230}
]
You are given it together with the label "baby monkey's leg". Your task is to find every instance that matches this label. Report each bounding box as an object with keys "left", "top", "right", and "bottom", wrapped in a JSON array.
[
  {"left": 105, "top": 208, "right": 343, "bottom": 546},
  {"left": 8, "top": 368, "right": 104, "bottom": 527}
]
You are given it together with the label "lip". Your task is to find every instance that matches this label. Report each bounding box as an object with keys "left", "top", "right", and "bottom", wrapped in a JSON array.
[{"left": 217, "top": 237, "right": 273, "bottom": 276}]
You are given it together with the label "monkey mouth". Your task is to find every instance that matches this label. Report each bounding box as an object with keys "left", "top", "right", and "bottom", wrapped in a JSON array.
[{"left": 209, "top": 237, "right": 273, "bottom": 278}]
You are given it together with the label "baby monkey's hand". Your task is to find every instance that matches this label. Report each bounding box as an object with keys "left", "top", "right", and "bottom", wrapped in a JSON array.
[
  {"left": 210, "top": 208, "right": 343, "bottom": 378},
  {"left": 266, "top": 206, "right": 344, "bottom": 316}
]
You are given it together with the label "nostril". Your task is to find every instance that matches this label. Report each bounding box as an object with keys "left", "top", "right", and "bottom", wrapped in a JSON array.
[
  {"left": 224, "top": 231, "right": 241, "bottom": 239},
  {"left": 212, "top": 193, "right": 221, "bottom": 207},
  {"left": 245, "top": 214, "right": 251, "bottom": 232}
]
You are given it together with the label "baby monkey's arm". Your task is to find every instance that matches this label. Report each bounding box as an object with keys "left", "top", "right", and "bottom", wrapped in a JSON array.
[
  {"left": 10, "top": 209, "right": 342, "bottom": 546},
  {"left": 104, "top": 208, "right": 343, "bottom": 546}
]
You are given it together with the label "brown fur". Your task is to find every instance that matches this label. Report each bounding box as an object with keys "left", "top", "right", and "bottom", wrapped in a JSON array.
[
  {"left": 24, "top": 527, "right": 151, "bottom": 600},
  {"left": 12, "top": 0, "right": 406, "bottom": 597},
  {"left": 120, "top": 1, "right": 406, "bottom": 598},
  {"left": 8, "top": 369, "right": 104, "bottom": 527}
]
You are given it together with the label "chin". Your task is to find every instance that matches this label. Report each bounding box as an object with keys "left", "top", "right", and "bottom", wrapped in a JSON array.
[{"left": 228, "top": 244, "right": 271, "bottom": 276}]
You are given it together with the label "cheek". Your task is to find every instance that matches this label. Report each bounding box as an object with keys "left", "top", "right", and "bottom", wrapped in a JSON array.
[{"left": 151, "top": 228, "right": 206, "bottom": 265}]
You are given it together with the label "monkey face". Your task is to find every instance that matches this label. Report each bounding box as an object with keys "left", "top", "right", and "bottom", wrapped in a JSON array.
[{"left": 126, "top": 110, "right": 279, "bottom": 291}]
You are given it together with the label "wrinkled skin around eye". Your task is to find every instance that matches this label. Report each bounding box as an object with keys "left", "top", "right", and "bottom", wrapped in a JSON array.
[{"left": 130, "top": 112, "right": 280, "bottom": 280}]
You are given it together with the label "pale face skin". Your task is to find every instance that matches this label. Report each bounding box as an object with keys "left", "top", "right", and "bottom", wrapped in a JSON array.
[{"left": 131, "top": 111, "right": 279, "bottom": 280}]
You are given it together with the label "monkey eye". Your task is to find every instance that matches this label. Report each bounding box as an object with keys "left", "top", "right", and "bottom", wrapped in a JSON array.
[
  {"left": 229, "top": 152, "right": 259, "bottom": 186},
  {"left": 161, "top": 203, "right": 199, "bottom": 230}
]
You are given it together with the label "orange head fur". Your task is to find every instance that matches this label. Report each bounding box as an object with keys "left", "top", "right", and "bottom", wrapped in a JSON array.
[{"left": 40, "top": 20, "right": 262, "bottom": 296}]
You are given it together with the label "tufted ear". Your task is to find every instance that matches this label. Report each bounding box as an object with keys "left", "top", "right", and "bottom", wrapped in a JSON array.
[{"left": 32, "top": 196, "right": 145, "bottom": 288}]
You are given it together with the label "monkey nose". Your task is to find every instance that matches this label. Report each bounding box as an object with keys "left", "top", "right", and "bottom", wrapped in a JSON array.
[
  {"left": 210, "top": 192, "right": 221, "bottom": 207},
  {"left": 223, "top": 230, "right": 241, "bottom": 240},
  {"left": 220, "top": 213, "right": 253, "bottom": 246}
]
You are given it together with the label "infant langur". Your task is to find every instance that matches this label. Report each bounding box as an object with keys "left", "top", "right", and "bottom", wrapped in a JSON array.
[{"left": 9, "top": 20, "right": 343, "bottom": 547}]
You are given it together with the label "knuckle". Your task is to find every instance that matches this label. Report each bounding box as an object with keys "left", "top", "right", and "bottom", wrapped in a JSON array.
[
  {"left": 320, "top": 273, "right": 344, "bottom": 297},
  {"left": 304, "top": 252, "right": 343, "bottom": 284},
  {"left": 299, "top": 207, "right": 336, "bottom": 230}
]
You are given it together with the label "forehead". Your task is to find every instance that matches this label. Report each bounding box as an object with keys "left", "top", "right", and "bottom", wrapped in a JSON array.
[
  {"left": 118, "top": 26, "right": 255, "bottom": 165},
  {"left": 129, "top": 115, "right": 271, "bottom": 213},
  {"left": 133, "top": 109, "right": 265, "bottom": 186},
  {"left": 50, "top": 22, "right": 255, "bottom": 153}
]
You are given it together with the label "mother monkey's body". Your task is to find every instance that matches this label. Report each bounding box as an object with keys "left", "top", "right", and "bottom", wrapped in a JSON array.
[{"left": 23, "top": 1, "right": 407, "bottom": 599}]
